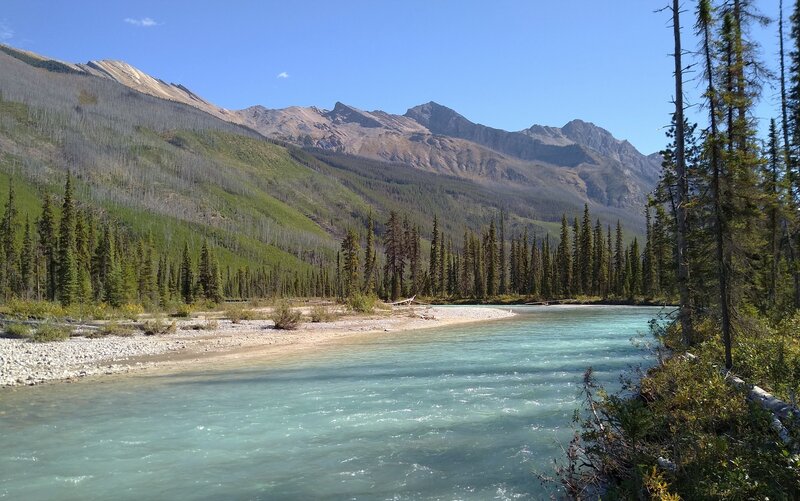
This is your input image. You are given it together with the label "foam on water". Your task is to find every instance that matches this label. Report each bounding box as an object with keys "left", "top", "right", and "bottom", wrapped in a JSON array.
[{"left": 0, "top": 305, "right": 663, "bottom": 500}]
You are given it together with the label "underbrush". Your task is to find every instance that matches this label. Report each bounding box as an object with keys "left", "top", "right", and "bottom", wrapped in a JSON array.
[
  {"left": 271, "top": 302, "right": 302, "bottom": 330},
  {"left": 0, "top": 299, "right": 145, "bottom": 321},
  {"left": 558, "top": 318, "right": 800, "bottom": 499},
  {"left": 30, "top": 324, "right": 72, "bottom": 343},
  {"left": 346, "top": 293, "right": 378, "bottom": 313},
  {"left": 140, "top": 318, "right": 177, "bottom": 336},
  {"left": 84, "top": 322, "right": 136, "bottom": 338},
  {"left": 2, "top": 323, "right": 32, "bottom": 339},
  {"left": 226, "top": 307, "right": 262, "bottom": 324},
  {"left": 309, "top": 304, "right": 336, "bottom": 323}
]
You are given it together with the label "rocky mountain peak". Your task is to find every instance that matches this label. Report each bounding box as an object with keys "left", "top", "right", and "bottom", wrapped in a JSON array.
[{"left": 324, "top": 102, "right": 383, "bottom": 128}]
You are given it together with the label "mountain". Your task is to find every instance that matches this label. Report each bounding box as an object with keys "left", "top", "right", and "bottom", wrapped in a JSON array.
[
  {"left": 1, "top": 44, "right": 658, "bottom": 216},
  {"left": 241, "top": 101, "right": 661, "bottom": 212},
  {"left": 0, "top": 43, "right": 654, "bottom": 277}
]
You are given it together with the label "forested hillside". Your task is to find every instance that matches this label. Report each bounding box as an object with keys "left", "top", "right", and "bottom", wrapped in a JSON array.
[{"left": 0, "top": 43, "right": 653, "bottom": 304}]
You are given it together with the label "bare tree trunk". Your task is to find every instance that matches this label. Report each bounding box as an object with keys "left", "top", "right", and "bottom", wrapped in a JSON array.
[{"left": 673, "top": 0, "right": 694, "bottom": 345}]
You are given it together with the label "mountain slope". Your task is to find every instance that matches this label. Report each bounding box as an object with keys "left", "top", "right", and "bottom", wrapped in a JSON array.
[
  {"left": 0, "top": 42, "right": 652, "bottom": 271},
  {"left": 0, "top": 43, "right": 658, "bottom": 220},
  {"left": 243, "top": 101, "right": 660, "bottom": 212}
]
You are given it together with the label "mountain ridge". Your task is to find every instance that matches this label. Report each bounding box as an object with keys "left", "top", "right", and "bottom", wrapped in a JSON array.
[{"left": 0, "top": 42, "right": 658, "bottom": 241}]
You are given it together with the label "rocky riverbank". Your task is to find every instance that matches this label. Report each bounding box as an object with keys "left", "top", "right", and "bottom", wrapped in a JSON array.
[{"left": 0, "top": 306, "right": 515, "bottom": 387}]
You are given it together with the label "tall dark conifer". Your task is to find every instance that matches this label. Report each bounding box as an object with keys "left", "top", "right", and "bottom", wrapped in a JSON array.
[{"left": 57, "top": 173, "right": 78, "bottom": 305}]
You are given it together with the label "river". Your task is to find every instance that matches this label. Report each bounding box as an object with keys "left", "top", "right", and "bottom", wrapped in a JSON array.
[{"left": 0, "top": 305, "right": 665, "bottom": 500}]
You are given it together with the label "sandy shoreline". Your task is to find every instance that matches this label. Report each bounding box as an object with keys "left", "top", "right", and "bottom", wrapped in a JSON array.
[{"left": 0, "top": 306, "right": 515, "bottom": 388}]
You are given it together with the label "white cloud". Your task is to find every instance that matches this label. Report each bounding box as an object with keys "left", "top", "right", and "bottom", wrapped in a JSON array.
[
  {"left": 124, "top": 17, "right": 158, "bottom": 27},
  {"left": 277, "top": 71, "right": 289, "bottom": 79},
  {"left": 0, "top": 20, "right": 14, "bottom": 41}
]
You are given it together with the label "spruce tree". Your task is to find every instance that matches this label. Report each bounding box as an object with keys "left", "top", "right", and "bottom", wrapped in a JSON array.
[
  {"left": 556, "top": 215, "right": 572, "bottom": 298},
  {"left": 57, "top": 173, "right": 78, "bottom": 305},
  {"left": 362, "top": 213, "right": 377, "bottom": 294},
  {"left": 485, "top": 219, "right": 498, "bottom": 296},
  {"left": 541, "top": 235, "right": 552, "bottom": 299},
  {"left": 429, "top": 215, "right": 440, "bottom": 296},
  {"left": 74, "top": 209, "right": 92, "bottom": 303},
  {"left": 20, "top": 214, "right": 32, "bottom": 299},
  {"left": 614, "top": 221, "right": 624, "bottom": 297},
  {"left": 340, "top": 229, "right": 360, "bottom": 298},
  {"left": 571, "top": 217, "right": 581, "bottom": 294},
  {"left": 499, "top": 210, "right": 507, "bottom": 294},
  {"left": 180, "top": 242, "right": 194, "bottom": 303},
  {"left": 580, "top": 204, "right": 593, "bottom": 295}
]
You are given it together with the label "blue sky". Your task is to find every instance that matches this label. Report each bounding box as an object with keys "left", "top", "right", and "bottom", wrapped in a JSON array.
[{"left": 0, "top": 0, "right": 783, "bottom": 154}]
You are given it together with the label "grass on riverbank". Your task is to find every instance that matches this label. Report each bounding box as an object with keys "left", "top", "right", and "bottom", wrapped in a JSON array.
[{"left": 558, "top": 314, "right": 800, "bottom": 499}]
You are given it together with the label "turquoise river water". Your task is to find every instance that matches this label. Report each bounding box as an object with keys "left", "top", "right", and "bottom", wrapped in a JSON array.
[{"left": 0, "top": 305, "right": 665, "bottom": 500}]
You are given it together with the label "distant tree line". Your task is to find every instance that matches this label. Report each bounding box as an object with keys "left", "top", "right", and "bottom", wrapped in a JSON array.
[{"left": 337, "top": 205, "right": 670, "bottom": 302}]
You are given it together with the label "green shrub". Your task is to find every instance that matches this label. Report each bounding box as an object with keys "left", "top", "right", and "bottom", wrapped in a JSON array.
[
  {"left": 271, "top": 302, "right": 302, "bottom": 330},
  {"left": 64, "top": 302, "right": 112, "bottom": 320},
  {"left": 227, "top": 307, "right": 260, "bottom": 324},
  {"left": 30, "top": 324, "right": 72, "bottom": 343},
  {"left": 309, "top": 304, "right": 335, "bottom": 323},
  {"left": 2, "top": 323, "right": 32, "bottom": 339},
  {"left": 188, "top": 320, "right": 219, "bottom": 330},
  {"left": 5, "top": 300, "right": 66, "bottom": 320},
  {"left": 91, "top": 322, "right": 136, "bottom": 338},
  {"left": 192, "top": 299, "right": 220, "bottom": 312},
  {"left": 117, "top": 303, "right": 144, "bottom": 320},
  {"left": 172, "top": 304, "right": 194, "bottom": 318},
  {"left": 140, "top": 318, "right": 177, "bottom": 336},
  {"left": 347, "top": 293, "right": 377, "bottom": 314}
]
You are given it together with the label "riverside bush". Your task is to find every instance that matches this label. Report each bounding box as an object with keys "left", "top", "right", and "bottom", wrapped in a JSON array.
[
  {"left": 271, "top": 302, "right": 301, "bottom": 330},
  {"left": 3, "top": 300, "right": 66, "bottom": 320},
  {"left": 31, "top": 324, "right": 72, "bottom": 342},
  {"left": 2, "top": 323, "right": 32, "bottom": 339},
  {"left": 347, "top": 293, "right": 377, "bottom": 314},
  {"left": 227, "top": 307, "right": 260, "bottom": 324},
  {"left": 140, "top": 318, "right": 177, "bottom": 336},
  {"left": 309, "top": 304, "right": 335, "bottom": 322},
  {"left": 90, "top": 322, "right": 136, "bottom": 338},
  {"left": 558, "top": 319, "right": 800, "bottom": 499},
  {"left": 171, "top": 304, "right": 194, "bottom": 318}
]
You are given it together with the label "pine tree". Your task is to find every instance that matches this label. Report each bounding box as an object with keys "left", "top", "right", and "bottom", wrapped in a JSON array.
[
  {"left": 519, "top": 228, "right": 532, "bottom": 295},
  {"left": 556, "top": 215, "right": 572, "bottom": 298},
  {"left": 642, "top": 206, "right": 657, "bottom": 298},
  {"left": 580, "top": 204, "right": 593, "bottom": 295},
  {"left": 630, "top": 237, "right": 641, "bottom": 297},
  {"left": 541, "top": 235, "right": 552, "bottom": 298},
  {"left": 571, "top": 217, "right": 581, "bottom": 294},
  {"left": 764, "top": 119, "right": 783, "bottom": 306},
  {"left": 180, "top": 242, "right": 194, "bottom": 303},
  {"left": 102, "top": 226, "right": 125, "bottom": 307},
  {"left": 485, "top": 219, "right": 498, "bottom": 296},
  {"left": 57, "top": 173, "right": 78, "bottom": 305},
  {"left": 384, "top": 211, "right": 405, "bottom": 300},
  {"left": 20, "top": 214, "right": 32, "bottom": 299},
  {"left": 429, "top": 215, "right": 440, "bottom": 296},
  {"left": 499, "top": 210, "right": 507, "bottom": 294},
  {"left": 198, "top": 240, "right": 213, "bottom": 300},
  {"left": 0, "top": 182, "right": 18, "bottom": 298},
  {"left": 614, "top": 221, "right": 624, "bottom": 297},
  {"left": 362, "top": 213, "right": 377, "bottom": 294},
  {"left": 606, "top": 225, "right": 614, "bottom": 298},
  {"left": 529, "top": 232, "right": 539, "bottom": 296},
  {"left": 74, "top": 209, "right": 92, "bottom": 303},
  {"left": 593, "top": 219, "right": 606, "bottom": 297},
  {"left": 341, "top": 229, "right": 361, "bottom": 297}
]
